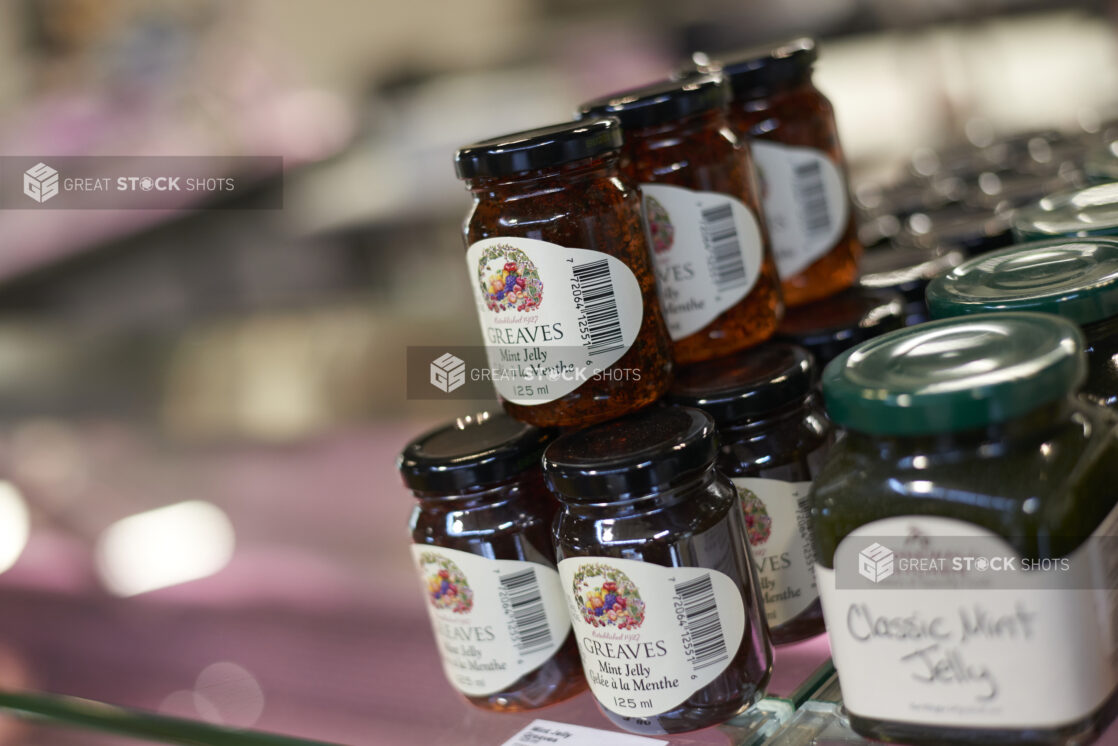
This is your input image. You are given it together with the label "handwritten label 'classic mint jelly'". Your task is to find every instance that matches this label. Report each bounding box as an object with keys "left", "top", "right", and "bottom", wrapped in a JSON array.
[
  {"left": 558, "top": 556, "right": 746, "bottom": 718},
  {"left": 412, "top": 545, "right": 571, "bottom": 697},
  {"left": 732, "top": 478, "right": 817, "bottom": 628},
  {"left": 750, "top": 142, "right": 848, "bottom": 278},
  {"left": 466, "top": 238, "right": 644, "bottom": 406},
  {"left": 640, "top": 185, "right": 762, "bottom": 340},
  {"left": 816, "top": 513, "right": 1118, "bottom": 729}
]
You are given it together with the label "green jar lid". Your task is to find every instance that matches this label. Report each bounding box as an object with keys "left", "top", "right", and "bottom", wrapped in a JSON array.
[
  {"left": 822, "top": 313, "right": 1085, "bottom": 436},
  {"left": 926, "top": 238, "right": 1118, "bottom": 326},
  {"left": 1011, "top": 183, "right": 1118, "bottom": 241}
]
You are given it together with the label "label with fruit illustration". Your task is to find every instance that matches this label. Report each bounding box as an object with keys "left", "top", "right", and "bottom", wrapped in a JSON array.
[
  {"left": 466, "top": 238, "right": 644, "bottom": 406},
  {"left": 815, "top": 511, "right": 1118, "bottom": 728},
  {"left": 558, "top": 557, "right": 746, "bottom": 718},
  {"left": 412, "top": 545, "right": 571, "bottom": 696},
  {"left": 640, "top": 184, "right": 763, "bottom": 340},
  {"left": 750, "top": 141, "right": 849, "bottom": 278},
  {"left": 732, "top": 478, "right": 817, "bottom": 628}
]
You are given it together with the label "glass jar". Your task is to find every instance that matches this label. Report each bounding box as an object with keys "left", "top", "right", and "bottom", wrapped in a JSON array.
[
  {"left": 1085, "top": 140, "right": 1118, "bottom": 184},
  {"left": 710, "top": 38, "right": 862, "bottom": 307},
  {"left": 813, "top": 313, "right": 1118, "bottom": 746},
  {"left": 578, "top": 76, "right": 783, "bottom": 365},
  {"left": 455, "top": 118, "right": 674, "bottom": 428},
  {"left": 774, "top": 286, "right": 905, "bottom": 370},
  {"left": 1011, "top": 182, "right": 1118, "bottom": 242},
  {"left": 927, "top": 238, "right": 1118, "bottom": 408},
  {"left": 858, "top": 244, "right": 965, "bottom": 325},
  {"left": 666, "top": 343, "right": 833, "bottom": 644},
  {"left": 544, "top": 406, "right": 772, "bottom": 735},
  {"left": 399, "top": 412, "right": 586, "bottom": 711},
  {"left": 900, "top": 204, "right": 1014, "bottom": 257}
]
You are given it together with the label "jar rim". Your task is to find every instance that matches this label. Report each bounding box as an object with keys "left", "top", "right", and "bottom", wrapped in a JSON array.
[
  {"left": 695, "top": 38, "right": 817, "bottom": 100},
  {"left": 542, "top": 406, "right": 717, "bottom": 501},
  {"left": 822, "top": 312, "right": 1086, "bottom": 436},
  {"left": 577, "top": 76, "right": 727, "bottom": 131},
  {"left": 667, "top": 343, "right": 814, "bottom": 424},
  {"left": 927, "top": 237, "right": 1118, "bottom": 326},
  {"left": 455, "top": 118, "right": 622, "bottom": 180},
  {"left": 775, "top": 287, "right": 906, "bottom": 369},
  {"left": 398, "top": 412, "right": 556, "bottom": 494}
]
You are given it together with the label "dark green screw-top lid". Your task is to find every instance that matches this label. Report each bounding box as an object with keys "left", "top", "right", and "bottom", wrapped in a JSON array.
[
  {"left": 1011, "top": 183, "right": 1118, "bottom": 241},
  {"left": 822, "top": 313, "right": 1085, "bottom": 436},
  {"left": 926, "top": 238, "right": 1118, "bottom": 326}
]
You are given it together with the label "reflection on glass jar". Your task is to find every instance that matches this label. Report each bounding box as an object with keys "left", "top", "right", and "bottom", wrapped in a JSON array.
[
  {"left": 668, "top": 343, "right": 833, "bottom": 644},
  {"left": 813, "top": 313, "right": 1118, "bottom": 746},
  {"left": 400, "top": 412, "right": 586, "bottom": 711},
  {"left": 579, "top": 76, "right": 783, "bottom": 364},
  {"left": 455, "top": 118, "right": 673, "bottom": 428},
  {"left": 545, "top": 407, "right": 772, "bottom": 735}
]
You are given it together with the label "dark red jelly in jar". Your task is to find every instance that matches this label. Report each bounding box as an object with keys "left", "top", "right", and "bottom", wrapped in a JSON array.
[
  {"left": 579, "top": 76, "right": 783, "bottom": 365},
  {"left": 400, "top": 412, "right": 586, "bottom": 711},
  {"left": 668, "top": 343, "right": 833, "bottom": 644},
  {"left": 707, "top": 38, "right": 862, "bottom": 306},
  {"left": 455, "top": 118, "right": 673, "bottom": 428},
  {"left": 544, "top": 406, "right": 772, "bottom": 734}
]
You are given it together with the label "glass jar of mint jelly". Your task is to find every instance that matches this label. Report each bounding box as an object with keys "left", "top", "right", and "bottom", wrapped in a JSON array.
[
  {"left": 667, "top": 343, "right": 833, "bottom": 644},
  {"left": 577, "top": 76, "right": 783, "bottom": 365},
  {"left": 1011, "top": 182, "right": 1118, "bottom": 241},
  {"left": 926, "top": 238, "right": 1118, "bottom": 408},
  {"left": 399, "top": 412, "right": 586, "bottom": 711},
  {"left": 544, "top": 406, "right": 772, "bottom": 735},
  {"left": 813, "top": 313, "right": 1118, "bottom": 746}
]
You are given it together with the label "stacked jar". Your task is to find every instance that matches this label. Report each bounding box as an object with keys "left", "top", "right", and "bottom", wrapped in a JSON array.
[
  {"left": 396, "top": 34, "right": 965, "bottom": 739},
  {"left": 700, "top": 38, "right": 863, "bottom": 308},
  {"left": 810, "top": 314, "right": 1118, "bottom": 746},
  {"left": 577, "top": 75, "right": 783, "bottom": 364}
]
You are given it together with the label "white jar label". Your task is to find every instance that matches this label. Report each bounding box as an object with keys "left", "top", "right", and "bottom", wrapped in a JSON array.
[
  {"left": 412, "top": 545, "right": 571, "bottom": 697},
  {"left": 815, "top": 511, "right": 1118, "bottom": 729},
  {"left": 731, "top": 478, "right": 817, "bottom": 628},
  {"left": 750, "top": 141, "right": 849, "bottom": 278},
  {"left": 466, "top": 238, "right": 644, "bottom": 406},
  {"left": 640, "top": 184, "right": 763, "bottom": 340},
  {"left": 557, "top": 556, "right": 746, "bottom": 718}
]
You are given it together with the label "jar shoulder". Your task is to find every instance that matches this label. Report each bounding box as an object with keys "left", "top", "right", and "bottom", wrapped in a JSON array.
[{"left": 811, "top": 407, "right": 1118, "bottom": 557}]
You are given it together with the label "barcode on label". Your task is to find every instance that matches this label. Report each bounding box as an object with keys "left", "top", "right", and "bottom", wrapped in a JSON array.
[
  {"left": 795, "top": 488, "right": 817, "bottom": 570},
  {"left": 793, "top": 161, "right": 831, "bottom": 236},
  {"left": 499, "top": 568, "right": 554, "bottom": 655},
  {"left": 699, "top": 203, "right": 749, "bottom": 292},
  {"left": 674, "top": 574, "right": 728, "bottom": 671},
  {"left": 572, "top": 259, "right": 624, "bottom": 356}
]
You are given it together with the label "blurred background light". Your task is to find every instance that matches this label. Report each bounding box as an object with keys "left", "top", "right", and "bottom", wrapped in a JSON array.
[
  {"left": 0, "top": 483, "right": 30, "bottom": 576},
  {"left": 94, "top": 500, "right": 235, "bottom": 597}
]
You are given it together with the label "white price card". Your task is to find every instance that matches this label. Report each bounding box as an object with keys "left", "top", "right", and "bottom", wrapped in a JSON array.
[{"left": 500, "top": 719, "right": 667, "bottom": 746}]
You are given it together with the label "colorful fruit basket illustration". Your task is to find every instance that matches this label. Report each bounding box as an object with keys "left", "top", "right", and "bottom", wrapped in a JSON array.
[
  {"left": 476, "top": 245, "right": 544, "bottom": 312},
  {"left": 571, "top": 563, "right": 645, "bottom": 629}
]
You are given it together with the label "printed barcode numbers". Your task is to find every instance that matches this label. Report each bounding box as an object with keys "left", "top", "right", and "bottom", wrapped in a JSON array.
[
  {"left": 699, "top": 203, "right": 749, "bottom": 292},
  {"left": 674, "top": 574, "right": 728, "bottom": 671},
  {"left": 572, "top": 259, "right": 624, "bottom": 356},
  {"left": 793, "top": 161, "right": 832, "bottom": 236},
  {"left": 499, "top": 568, "right": 554, "bottom": 655}
]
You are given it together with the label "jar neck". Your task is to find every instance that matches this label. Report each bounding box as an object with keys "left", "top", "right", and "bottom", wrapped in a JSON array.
[
  {"left": 716, "top": 394, "right": 817, "bottom": 441},
  {"left": 463, "top": 155, "right": 619, "bottom": 198},
  {"left": 622, "top": 108, "right": 733, "bottom": 145},
  {"left": 843, "top": 399, "right": 1076, "bottom": 459},
  {"left": 1081, "top": 314, "right": 1118, "bottom": 344},
  {"left": 733, "top": 76, "right": 816, "bottom": 112},
  {"left": 411, "top": 472, "right": 537, "bottom": 511},
  {"left": 557, "top": 465, "right": 717, "bottom": 515}
]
